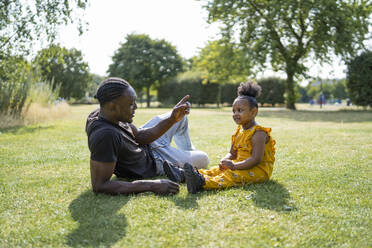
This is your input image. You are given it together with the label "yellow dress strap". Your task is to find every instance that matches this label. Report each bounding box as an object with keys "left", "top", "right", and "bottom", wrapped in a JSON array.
[{"left": 253, "top": 125, "right": 272, "bottom": 134}]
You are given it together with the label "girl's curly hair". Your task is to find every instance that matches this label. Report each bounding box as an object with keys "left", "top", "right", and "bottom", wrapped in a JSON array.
[
  {"left": 236, "top": 81, "right": 261, "bottom": 108},
  {"left": 237, "top": 81, "right": 261, "bottom": 98}
]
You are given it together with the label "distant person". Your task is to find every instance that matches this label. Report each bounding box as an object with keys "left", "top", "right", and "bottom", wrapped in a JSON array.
[
  {"left": 86, "top": 77, "right": 209, "bottom": 195},
  {"left": 184, "top": 81, "right": 276, "bottom": 193}
]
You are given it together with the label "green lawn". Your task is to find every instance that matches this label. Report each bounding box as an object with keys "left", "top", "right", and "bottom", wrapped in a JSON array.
[{"left": 1, "top": 105, "right": 371, "bottom": 247}]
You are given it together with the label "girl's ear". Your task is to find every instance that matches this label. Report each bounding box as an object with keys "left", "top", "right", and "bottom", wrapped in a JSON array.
[{"left": 252, "top": 107, "right": 258, "bottom": 116}]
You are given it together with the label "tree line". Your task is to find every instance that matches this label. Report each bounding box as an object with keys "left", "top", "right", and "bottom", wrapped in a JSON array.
[{"left": 1, "top": 0, "right": 372, "bottom": 117}]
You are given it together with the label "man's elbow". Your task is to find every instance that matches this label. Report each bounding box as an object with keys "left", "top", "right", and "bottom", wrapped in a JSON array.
[
  {"left": 91, "top": 180, "right": 107, "bottom": 194},
  {"left": 92, "top": 183, "right": 103, "bottom": 194}
]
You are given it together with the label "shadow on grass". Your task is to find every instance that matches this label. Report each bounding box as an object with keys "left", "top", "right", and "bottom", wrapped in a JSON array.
[
  {"left": 0, "top": 124, "right": 54, "bottom": 134},
  {"left": 66, "top": 190, "right": 129, "bottom": 247},
  {"left": 169, "top": 193, "right": 199, "bottom": 209},
  {"left": 258, "top": 110, "right": 372, "bottom": 123},
  {"left": 246, "top": 180, "right": 297, "bottom": 212}
]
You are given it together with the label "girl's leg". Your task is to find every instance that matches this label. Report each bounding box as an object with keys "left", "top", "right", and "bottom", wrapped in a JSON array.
[{"left": 200, "top": 166, "right": 269, "bottom": 190}]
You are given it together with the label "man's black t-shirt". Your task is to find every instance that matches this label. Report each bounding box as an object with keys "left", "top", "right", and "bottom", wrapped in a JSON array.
[{"left": 86, "top": 109, "right": 157, "bottom": 179}]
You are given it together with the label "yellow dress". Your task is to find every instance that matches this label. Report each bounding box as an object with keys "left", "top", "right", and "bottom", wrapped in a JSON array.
[{"left": 199, "top": 125, "right": 276, "bottom": 189}]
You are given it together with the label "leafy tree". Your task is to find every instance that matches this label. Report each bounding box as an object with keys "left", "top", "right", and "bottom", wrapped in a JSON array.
[
  {"left": 332, "top": 79, "right": 348, "bottom": 100},
  {"left": 192, "top": 39, "right": 251, "bottom": 106},
  {"left": 1, "top": 0, "right": 88, "bottom": 56},
  {"left": 108, "top": 34, "right": 184, "bottom": 107},
  {"left": 88, "top": 74, "right": 104, "bottom": 98},
  {"left": 34, "top": 44, "right": 92, "bottom": 100},
  {"left": 257, "top": 77, "right": 285, "bottom": 106},
  {"left": 202, "top": 0, "right": 372, "bottom": 109},
  {"left": 346, "top": 50, "right": 372, "bottom": 107}
]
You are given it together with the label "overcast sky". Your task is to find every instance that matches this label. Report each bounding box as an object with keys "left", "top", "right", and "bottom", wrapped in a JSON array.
[{"left": 57, "top": 0, "right": 354, "bottom": 80}]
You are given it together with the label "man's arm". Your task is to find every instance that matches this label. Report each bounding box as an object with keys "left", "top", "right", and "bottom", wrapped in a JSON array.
[
  {"left": 131, "top": 95, "right": 190, "bottom": 145},
  {"left": 90, "top": 160, "right": 179, "bottom": 195}
]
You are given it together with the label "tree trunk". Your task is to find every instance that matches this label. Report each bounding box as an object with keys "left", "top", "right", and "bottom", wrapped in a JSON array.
[
  {"left": 285, "top": 70, "right": 296, "bottom": 110},
  {"left": 146, "top": 86, "right": 150, "bottom": 108}
]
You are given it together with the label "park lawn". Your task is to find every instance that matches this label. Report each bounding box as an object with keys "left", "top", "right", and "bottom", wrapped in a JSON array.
[{"left": 0, "top": 104, "right": 371, "bottom": 248}]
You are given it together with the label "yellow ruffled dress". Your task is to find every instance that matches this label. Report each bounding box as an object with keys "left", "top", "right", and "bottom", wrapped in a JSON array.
[{"left": 199, "top": 125, "right": 276, "bottom": 189}]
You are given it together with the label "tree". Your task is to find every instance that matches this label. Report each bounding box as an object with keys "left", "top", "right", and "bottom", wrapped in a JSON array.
[
  {"left": 1, "top": 0, "right": 88, "bottom": 56},
  {"left": 34, "top": 44, "right": 92, "bottom": 100},
  {"left": 346, "top": 50, "right": 372, "bottom": 107},
  {"left": 108, "top": 34, "right": 184, "bottom": 107},
  {"left": 332, "top": 79, "right": 348, "bottom": 100},
  {"left": 87, "top": 74, "right": 104, "bottom": 98},
  {"left": 192, "top": 39, "right": 251, "bottom": 107},
  {"left": 202, "top": 0, "right": 372, "bottom": 109}
]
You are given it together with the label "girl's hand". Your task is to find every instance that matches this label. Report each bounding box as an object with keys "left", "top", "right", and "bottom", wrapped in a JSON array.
[
  {"left": 219, "top": 162, "right": 228, "bottom": 170},
  {"left": 219, "top": 158, "right": 229, "bottom": 170},
  {"left": 220, "top": 159, "right": 235, "bottom": 170}
]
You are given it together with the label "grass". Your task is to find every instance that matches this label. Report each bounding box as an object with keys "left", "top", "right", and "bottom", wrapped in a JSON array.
[
  {"left": 0, "top": 102, "right": 70, "bottom": 129},
  {"left": 0, "top": 104, "right": 371, "bottom": 247}
]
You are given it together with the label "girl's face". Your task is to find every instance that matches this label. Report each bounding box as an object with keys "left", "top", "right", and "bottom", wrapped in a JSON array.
[{"left": 232, "top": 98, "right": 257, "bottom": 128}]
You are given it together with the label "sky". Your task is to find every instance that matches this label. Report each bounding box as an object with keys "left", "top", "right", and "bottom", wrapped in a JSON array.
[{"left": 57, "top": 0, "right": 353, "bottom": 80}]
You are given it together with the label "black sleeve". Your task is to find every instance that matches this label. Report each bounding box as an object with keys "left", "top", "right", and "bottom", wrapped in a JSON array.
[{"left": 89, "top": 129, "right": 120, "bottom": 163}]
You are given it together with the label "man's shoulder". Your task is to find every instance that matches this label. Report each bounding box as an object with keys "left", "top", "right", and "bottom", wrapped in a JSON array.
[
  {"left": 86, "top": 110, "right": 119, "bottom": 137},
  {"left": 89, "top": 119, "right": 120, "bottom": 137}
]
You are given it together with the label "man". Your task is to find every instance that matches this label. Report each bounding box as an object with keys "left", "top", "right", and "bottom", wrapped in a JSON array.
[{"left": 86, "top": 77, "right": 209, "bottom": 195}]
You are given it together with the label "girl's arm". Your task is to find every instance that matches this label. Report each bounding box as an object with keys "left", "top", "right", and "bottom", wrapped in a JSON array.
[
  {"left": 221, "top": 144, "right": 237, "bottom": 160},
  {"left": 219, "top": 144, "right": 237, "bottom": 170},
  {"left": 223, "top": 131, "right": 267, "bottom": 170}
]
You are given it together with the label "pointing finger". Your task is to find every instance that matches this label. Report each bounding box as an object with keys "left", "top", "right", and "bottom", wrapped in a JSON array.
[{"left": 176, "top": 95, "right": 190, "bottom": 106}]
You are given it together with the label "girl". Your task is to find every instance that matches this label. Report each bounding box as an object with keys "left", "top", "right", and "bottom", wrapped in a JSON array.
[{"left": 184, "top": 81, "right": 276, "bottom": 193}]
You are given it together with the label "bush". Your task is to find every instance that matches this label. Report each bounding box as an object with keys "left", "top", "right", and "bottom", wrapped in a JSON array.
[
  {"left": 0, "top": 57, "right": 32, "bottom": 116},
  {"left": 297, "top": 85, "right": 311, "bottom": 103},
  {"left": 346, "top": 51, "right": 372, "bottom": 107},
  {"left": 257, "top": 77, "right": 285, "bottom": 106},
  {"left": 221, "top": 83, "right": 239, "bottom": 105},
  {"left": 200, "top": 83, "right": 219, "bottom": 105},
  {"left": 27, "top": 82, "right": 60, "bottom": 107},
  {"left": 158, "top": 72, "right": 217, "bottom": 106}
]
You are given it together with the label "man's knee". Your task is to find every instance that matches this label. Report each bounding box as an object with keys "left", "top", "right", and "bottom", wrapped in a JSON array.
[{"left": 190, "top": 151, "right": 209, "bottom": 169}]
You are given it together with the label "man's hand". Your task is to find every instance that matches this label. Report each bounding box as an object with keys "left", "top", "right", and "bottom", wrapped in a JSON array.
[
  {"left": 150, "top": 179, "right": 180, "bottom": 195},
  {"left": 170, "top": 95, "right": 190, "bottom": 123},
  {"left": 132, "top": 95, "right": 190, "bottom": 145}
]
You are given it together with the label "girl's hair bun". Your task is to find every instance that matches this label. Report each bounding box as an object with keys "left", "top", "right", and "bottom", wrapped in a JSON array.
[{"left": 237, "top": 81, "right": 262, "bottom": 98}]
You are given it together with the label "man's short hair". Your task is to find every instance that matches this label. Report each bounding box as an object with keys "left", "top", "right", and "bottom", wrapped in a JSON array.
[{"left": 94, "top": 77, "right": 130, "bottom": 106}]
